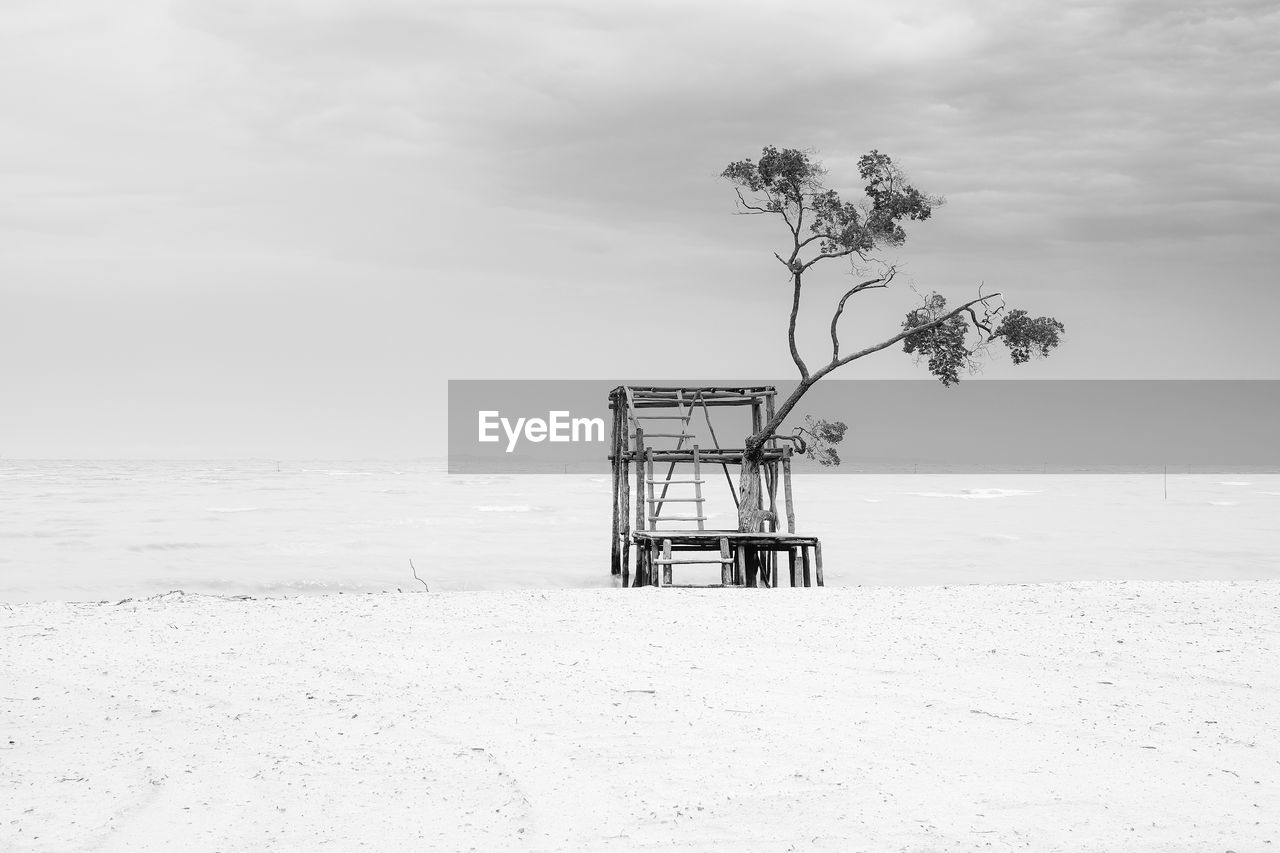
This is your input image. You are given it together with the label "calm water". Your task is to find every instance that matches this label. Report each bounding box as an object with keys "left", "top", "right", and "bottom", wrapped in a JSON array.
[{"left": 2, "top": 459, "right": 1279, "bottom": 602}]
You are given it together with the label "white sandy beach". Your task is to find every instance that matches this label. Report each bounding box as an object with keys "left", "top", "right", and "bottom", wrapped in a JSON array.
[{"left": 3, "top": 581, "right": 1277, "bottom": 851}]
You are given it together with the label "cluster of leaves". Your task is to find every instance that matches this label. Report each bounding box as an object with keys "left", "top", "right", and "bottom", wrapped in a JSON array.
[
  {"left": 720, "top": 146, "right": 940, "bottom": 259},
  {"left": 858, "top": 150, "right": 937, "bottom": 248},
  {"left": 901, "top": 293, "right": 974, "bottom": 386},
  {"left": 901, "top": 294, "right": 1066, "bottom": 384},
  {"left": 720, "top": 146, "right": 822, "bottom": 209},
  {"left": 796, "top": 415, "right": 847, "bottom": 467},
  {"left": 995, "top": 310, "right": 1066, "bottom": 364}
]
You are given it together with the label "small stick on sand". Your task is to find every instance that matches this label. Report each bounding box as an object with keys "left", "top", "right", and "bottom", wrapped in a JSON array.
[{"left": 409, "top": 559, "right": 429, "bottom": 592}]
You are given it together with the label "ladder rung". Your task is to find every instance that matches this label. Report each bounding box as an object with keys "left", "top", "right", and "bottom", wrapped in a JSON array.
[
  {"left": 645, "top": 478, "right": 704, "bottom": 484},
  {"left": 648, "top": 516, "right": 707, "bottom": 522},
  {"left": 646, "top": 497, "right": 702, "bottom": 503},
  {"left": 637, "top": 433, "right": 691, "bottom": 438},
  {"left": 653, "top": 557, "right": 734, "bottom": 565},
  {"left": 635, "top": 415, "right": 690, "bottom": 419}
]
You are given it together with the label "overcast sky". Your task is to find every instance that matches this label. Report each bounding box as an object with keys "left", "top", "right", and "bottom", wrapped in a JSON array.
[{"left": 3, "top": 0, "right": 1278, "bottom": 457}]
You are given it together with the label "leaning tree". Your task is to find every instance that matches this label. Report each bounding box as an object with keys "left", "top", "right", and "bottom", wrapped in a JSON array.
[{"left": 721, "top": 146, "right": 1064, "bottom": 532}]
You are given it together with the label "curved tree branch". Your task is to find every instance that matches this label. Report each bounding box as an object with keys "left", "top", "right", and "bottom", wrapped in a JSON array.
[
  {"left": 796, "top": 232, "right": 835, "bottom": 252},
  {"left": 800, "top": 246, "right": 864, "bottom": 272},
  {"left": 733, "top": 187, "right": 771, "bottom": 215},
  {"left": 752, "top": 293, "right": 1003, "bottom": 445},
  {"left": 829, "top": 268, "right": 895, "bottom": 359},
  {"left": 822, "top": 293, "right": 1001, "bottom": 377}
]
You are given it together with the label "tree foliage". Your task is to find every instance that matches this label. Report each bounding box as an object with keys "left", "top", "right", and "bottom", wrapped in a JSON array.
[
  {"left": 995, "top": 310, "right": 1066, "bottom": 365},
  {"left": 901, "top": 293, "right": 974, "bottom": 387},
  {"left": 795, "top": 415, "right": 847, "bottom": 467},
  {"left": 721, "top": 146, "right": 940, "bottom": 269},
  {"left": 721, "top": 145, "right": 1065, "bottom": 474},
  {"left": 901, "top": 294, "right": 1066, "bottom": 386}
]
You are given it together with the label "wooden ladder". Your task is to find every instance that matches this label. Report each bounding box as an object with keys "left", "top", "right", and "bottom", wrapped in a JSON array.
[
  {"left": 644, "top": 445, "right": 706, "bottom": 530},
  {"left": 638, "top": 390, "right": 706, "bottom": 529}
]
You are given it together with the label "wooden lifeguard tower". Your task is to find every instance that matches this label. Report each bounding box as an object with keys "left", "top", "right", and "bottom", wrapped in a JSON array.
[{"left": 608, "top": 385, "right": 823, "bottom": 588}]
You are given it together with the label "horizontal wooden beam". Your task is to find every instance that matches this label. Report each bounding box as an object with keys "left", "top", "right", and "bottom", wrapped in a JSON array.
[
  {"left": 613, "top": 450, "right": 785, "bottom": 464},
  {"left": 622, "top": 386, "right": 776, "bottom": 394}
]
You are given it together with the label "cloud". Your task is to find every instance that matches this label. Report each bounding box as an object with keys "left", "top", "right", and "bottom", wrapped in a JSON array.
[
  {"left": 10, "top": 0, "right": 1272, "bottom": 259},
  {"left": 3, "top": 0, "right": 1279, "bottom": 454}
]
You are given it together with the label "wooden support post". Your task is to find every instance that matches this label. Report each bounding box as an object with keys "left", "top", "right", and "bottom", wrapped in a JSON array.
[
  {"left": 650, "top": 541, "right": 661, "bottom": 587},
  {"left": 620, "top": 456, "right": 630, "bottom": 587},
  {"left": 634, "top": 429, "right": 646, "bottom": 538},
  {"left": 631, "top": 542, "right": 643, "bottom": 587},
  {"left": 814, "top": 540, "right": 824, "bottom": 587},
  {"left": 782, "top": 449, "right": 796, "bottom": 534},
  {"left": 734, "top": 545, "right": 746, "bottom": 586},
  {"left": 751, "top": 397, "right": 764, "bottom": 525},
  {"left": 801, "top": 545, "right": 812, "bottom": 588},
  {"left": 720, "top": 537, "right": 732, "bottom": 586},
  {"left": 745, "top": 546, "right": 758, "bottom": 588},
  {"left": 762, "top": 469, "right": 775, "bottom": 526},
  {"left": 763, "top": 394, "right": 778, "bottom": 531},
  {"left": 661, "top": 538, "right": 672, "bottom": 586},
  {"left": 610, "top": 398, "right": 622, "bottom": 577},
  {"left": 645, "top": 448, "right": 657, "bottom": 526},
  {"left": 789, "top": 546, "right": 800, "bottom": 587}
]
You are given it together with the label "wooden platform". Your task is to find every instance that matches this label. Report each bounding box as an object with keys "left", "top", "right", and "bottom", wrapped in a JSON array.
[{"left": 631, "top": 531, "right": 823, "bottom": 589}]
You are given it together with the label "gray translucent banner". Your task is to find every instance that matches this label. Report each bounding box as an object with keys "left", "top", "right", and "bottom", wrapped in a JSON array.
[{"left": 448, "top": 380, "right": 1280, "bottom": 474}]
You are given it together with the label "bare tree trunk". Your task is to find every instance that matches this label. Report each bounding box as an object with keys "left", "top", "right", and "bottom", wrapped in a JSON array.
[
  {"left": 735, "top": 447, "right": 766, "bottom": 586},
  {"left": 737, "top": 447, "right": 764, "bottom": 533}
]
